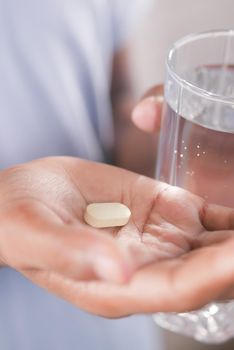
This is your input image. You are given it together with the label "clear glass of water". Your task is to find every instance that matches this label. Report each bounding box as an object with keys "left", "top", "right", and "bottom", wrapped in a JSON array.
[{"left": 153, "top": 30, "right": 234, "bottom": 343}]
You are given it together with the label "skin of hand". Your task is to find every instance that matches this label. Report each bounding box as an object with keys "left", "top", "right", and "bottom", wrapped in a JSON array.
[
  {"left": 132, "top": 85, "right": 164, "bottom": 134},
  {"left": 0, "top": 157, "right": 234, "bottom": 318}
]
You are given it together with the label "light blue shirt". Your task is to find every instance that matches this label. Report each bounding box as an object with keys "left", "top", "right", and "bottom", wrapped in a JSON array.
[
  {"left": 0, "top": 268, "right": 162, "bottom": 350},
  {"left": 0, "top": 0, "right": 164, "bottom": 349}
]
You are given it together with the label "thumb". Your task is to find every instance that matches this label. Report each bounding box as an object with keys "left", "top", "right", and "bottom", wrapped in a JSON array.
[
  {"left": 132, "top": 85, "right": 164, "bottom": 133},
  {"left": 1, "top": 221, "right": 134, "bottom": 284}
]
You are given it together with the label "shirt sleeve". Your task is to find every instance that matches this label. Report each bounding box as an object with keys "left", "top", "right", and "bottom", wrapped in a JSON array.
[{"left": 109, "top": 0, "right": 154, "bottom": 50}]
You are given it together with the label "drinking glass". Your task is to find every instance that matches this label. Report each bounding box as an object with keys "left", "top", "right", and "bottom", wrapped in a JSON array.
[{"left": 153, "top": 30, "right": 234, "bottom": 343}]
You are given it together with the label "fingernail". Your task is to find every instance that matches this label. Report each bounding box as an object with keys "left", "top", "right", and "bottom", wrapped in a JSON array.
[
  {"left": 132, "top": 96, "right": 162, "bottom": 131},
  {"left": 132, "top": 99, "right": 154, "bottom": 120},
  {"left": 153, "top": 95, "right": 164, "bottom": 103}
]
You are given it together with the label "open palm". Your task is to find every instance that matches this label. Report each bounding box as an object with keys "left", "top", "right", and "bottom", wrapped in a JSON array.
[{"left": 0, "top": 157, "right": 234, "bottom": 317}]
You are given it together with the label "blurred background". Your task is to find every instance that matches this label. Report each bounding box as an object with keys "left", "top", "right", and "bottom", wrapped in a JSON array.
[
  {"left": 130, "top": 0, "right": 234, "bottom": 95},
  {"left": 130, "top": 0, "right": 234, "bottom": 349}
]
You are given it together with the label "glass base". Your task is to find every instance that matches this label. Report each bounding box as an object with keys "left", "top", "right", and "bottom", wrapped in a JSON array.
[{"left": 153, "top": 302, "right": 234, "bottom": 344}]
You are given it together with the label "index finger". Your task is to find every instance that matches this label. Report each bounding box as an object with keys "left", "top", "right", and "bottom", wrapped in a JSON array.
[{"left": 201, "top": 202, "right": 234, "bottom": 231}]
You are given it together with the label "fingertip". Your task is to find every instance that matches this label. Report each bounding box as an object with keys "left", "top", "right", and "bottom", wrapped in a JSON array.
[
  {"left": 94, "top": 241, "right": 135, "bottom": 284},
  {"left": 94, "top": 255, "right": 134, "bottom": 284},
  {"left": 132, "top": 96, "right": 162, "bottom": 133}
]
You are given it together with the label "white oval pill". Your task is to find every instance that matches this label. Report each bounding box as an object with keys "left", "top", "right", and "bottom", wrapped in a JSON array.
[{"left": 84, "top": 202, "right": 131, "bottom": 228}]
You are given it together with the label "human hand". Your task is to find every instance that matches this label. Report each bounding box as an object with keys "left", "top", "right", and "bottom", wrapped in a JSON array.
[
  {"left": 1, "top": 157, "right": 233, "bottom": 317},
  {"left": 0, "top": 158, "right": 134, "bottom": 285},
  {"left": 132, "top": 85, "right": 163, "bottom": 133},
  {"left": 133, "top": 85, "right": 234, "bottom": 207}
]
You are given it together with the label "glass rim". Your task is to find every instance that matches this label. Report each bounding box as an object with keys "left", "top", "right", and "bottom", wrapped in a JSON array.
[{"left": 167, "top": 29, "right": 234, "bottom": 105}]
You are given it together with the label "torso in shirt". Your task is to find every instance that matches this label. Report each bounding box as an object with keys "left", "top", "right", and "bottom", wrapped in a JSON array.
[{"left": 0, "top": 0, "right": 115, "bottom": 168}]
